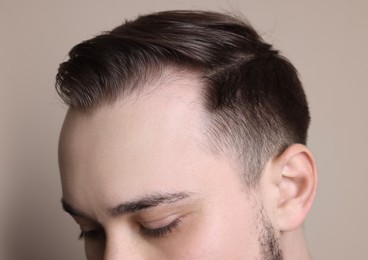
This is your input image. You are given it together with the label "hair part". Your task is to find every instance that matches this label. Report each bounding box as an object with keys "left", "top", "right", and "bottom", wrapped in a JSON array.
[{"left": 56, "top": 10, "right": 310, "bottom": 187}]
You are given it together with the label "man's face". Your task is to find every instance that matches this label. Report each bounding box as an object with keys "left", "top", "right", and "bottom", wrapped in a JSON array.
[{"left": 59, "top": 74, "right": 281, "bottom": 259}]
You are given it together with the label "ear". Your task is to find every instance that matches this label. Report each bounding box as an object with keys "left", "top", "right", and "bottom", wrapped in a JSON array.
[{"left": 273, "top": 144, "right": 318, "bottom": 231}]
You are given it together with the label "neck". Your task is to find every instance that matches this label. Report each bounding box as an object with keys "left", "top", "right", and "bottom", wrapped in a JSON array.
[{"left": 281, "top": 227, "right": 312, "bottom": 260}]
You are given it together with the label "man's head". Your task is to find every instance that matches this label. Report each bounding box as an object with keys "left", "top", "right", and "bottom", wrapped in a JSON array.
[{"left": 57, "top": 10, "right": 317, "bottom": 259}]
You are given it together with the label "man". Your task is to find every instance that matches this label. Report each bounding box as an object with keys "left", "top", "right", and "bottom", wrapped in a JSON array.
[{"left": 56, "top": 10, "right": 317, "bottom": 260}]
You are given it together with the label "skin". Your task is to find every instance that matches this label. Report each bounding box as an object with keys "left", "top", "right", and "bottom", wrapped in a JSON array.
[{"left": 59, "top": 72, "right": 317, "bottom": 260}]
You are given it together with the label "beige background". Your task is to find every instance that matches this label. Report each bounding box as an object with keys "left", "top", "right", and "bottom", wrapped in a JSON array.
[{"left": 1, "top": 0, "right": 367, "bottom": 259}]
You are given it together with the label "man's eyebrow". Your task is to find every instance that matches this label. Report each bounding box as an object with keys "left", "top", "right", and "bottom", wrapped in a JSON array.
[
  {"left": 109, "top": 191, "right": 193, "bottom": 217},
  {"left": 61, "top": 192, "right": 193, "bottom": 218}
]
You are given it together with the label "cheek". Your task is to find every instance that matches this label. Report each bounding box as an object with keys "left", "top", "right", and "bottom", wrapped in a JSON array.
[{"left": 162, "top": 202, "right": 260, "bottom": 259}]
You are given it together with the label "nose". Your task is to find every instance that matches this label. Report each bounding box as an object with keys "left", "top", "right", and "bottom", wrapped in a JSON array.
[{"left": 103, "top": 235, "right": 146, "bottom": 260}]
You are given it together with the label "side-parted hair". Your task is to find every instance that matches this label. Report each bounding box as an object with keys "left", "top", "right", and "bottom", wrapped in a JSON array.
[{"left": 56, "top": 10, "right": 310, "bottom": 187}]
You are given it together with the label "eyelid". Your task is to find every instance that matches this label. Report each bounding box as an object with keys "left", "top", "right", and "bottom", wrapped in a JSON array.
[
  {"left": 139, "top": 218, "right": 182, "bottom": 238},
  {"left": 139, "top": 213, "right": 179, "bottom": 229},
  {"left": 78, "top": 218, "right": 183, "bottom": 240}
]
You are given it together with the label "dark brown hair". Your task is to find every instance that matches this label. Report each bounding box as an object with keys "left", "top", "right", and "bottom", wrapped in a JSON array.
[{"left": 56, "top": 10, "right": 310, "bottom": 187}]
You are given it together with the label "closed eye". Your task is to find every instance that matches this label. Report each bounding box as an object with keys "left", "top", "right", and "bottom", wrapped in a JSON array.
[
  {"left": 79, "top": 218, "right": 182, "bottom": 240},
  {"left": 79, "top": 229, "right": 105, "bottom": 241},
  {"left": 139, "top": 218, "right": 182, "bottom": 238}
]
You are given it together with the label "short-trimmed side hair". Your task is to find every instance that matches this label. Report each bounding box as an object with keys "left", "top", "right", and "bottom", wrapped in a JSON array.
[{"left": 56, "top": 10, "right": 310, "bottom": 187}]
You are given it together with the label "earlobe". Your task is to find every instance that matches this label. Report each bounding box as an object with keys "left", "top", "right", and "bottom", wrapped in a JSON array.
[{"left": 275, "top": 144, "right": 318, "bottom": 231}]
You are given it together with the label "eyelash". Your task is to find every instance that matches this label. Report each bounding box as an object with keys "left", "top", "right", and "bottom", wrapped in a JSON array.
[
  {"left": 79, "top": 229, "right": 104, "bottom": 241},
  {"left": 79, "top": 218, "right": 182, "bottom": 240},
  {"left": 139, "top": 218, "right": 182, "bottom": 238}
]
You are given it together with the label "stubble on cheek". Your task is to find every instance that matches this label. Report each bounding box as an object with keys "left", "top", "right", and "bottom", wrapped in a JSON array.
[{"left": 256, "top": 206, "right": 283, "bottom": 260}]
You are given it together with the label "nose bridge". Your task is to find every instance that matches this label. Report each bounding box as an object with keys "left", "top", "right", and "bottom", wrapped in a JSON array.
[{"left": 103, "top": 233, "right": 145, "bottom": 260}]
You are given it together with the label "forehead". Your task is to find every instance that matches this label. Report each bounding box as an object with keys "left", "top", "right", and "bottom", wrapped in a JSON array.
[
  {"left": 58, "top": 72, "right": 234, "bottom": 209},
  {"left": 60, "top": 71, "right": 206, "bottom": 156}
]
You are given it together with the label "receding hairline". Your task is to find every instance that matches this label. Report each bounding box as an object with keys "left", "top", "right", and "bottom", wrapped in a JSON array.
[
  {"left": 56, "top": 10, "right": 310, "bottom": 188},
  {"left": 62, "top": 65, "right": 246, "bottom": 177},
  {"left": 65, "top": 63, "right": 207, "bottom": 114}
]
